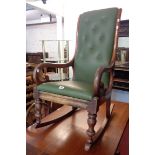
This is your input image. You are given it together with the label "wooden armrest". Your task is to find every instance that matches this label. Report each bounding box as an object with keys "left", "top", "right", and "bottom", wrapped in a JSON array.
[
  {"left": 33, "top": 60, "right": 74, "bottom": 85},
  {"left": 93, "top": 64, "right": 114, "bottom": 96}
]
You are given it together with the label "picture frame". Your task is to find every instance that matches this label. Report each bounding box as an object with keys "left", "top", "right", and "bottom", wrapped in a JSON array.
[{"left": 115, "top": 47, "right": 129, "bottom": 66}]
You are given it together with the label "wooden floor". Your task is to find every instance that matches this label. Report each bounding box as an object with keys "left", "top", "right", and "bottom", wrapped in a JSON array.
[{"left": 26, "top": 101, "right": 129, "bottom": 155}]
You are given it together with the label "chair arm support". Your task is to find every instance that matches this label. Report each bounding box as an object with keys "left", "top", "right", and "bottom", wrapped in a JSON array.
[
  {"left": 33, "top": 60, "right": 74, "bottom": 85},
  {"left": 93, "top": 64, "right": 114, "bottom": 97}
]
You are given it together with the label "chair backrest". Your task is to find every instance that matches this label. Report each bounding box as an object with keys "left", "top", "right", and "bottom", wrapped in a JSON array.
[{"left": 74, "top": 8, "right": 120, "bottom": 87}]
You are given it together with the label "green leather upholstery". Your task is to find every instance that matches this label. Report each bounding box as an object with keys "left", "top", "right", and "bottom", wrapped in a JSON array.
[
  {"left": 37, "top": 8, "right": 118, "bottom": 101},
  {"left": 37, "top": 81, "right": 93, "bottom": 100},
  {"left": 74, "top": 8, "right": 117, "bottom": 87}
]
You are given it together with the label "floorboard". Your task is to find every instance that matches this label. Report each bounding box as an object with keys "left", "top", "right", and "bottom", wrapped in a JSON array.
[{"left": 26, "top": 101, "right": 129, "bottom": 155}]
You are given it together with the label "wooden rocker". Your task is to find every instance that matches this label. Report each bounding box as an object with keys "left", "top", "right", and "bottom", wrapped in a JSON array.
[{"left": 33, "top": 7, "right": 122, "bottom": 151}]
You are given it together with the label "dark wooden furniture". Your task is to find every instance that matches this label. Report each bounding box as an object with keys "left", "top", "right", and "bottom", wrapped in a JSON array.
[
  {"left": 33, "top": 8, "right": 122, "bottom": 151},
  {"left": 118, "top": 20, "right": 129, "bottom": 37},
  {"left": 27, "top": 101, "right": 129, "bottom": 155},
  {"left": 26, "top": 64, "right": 35, "bottom": 107},
  {"left": 26, "top": 63, "right": 49, "bottom": 127},
  {"left": 26, "top": 64, "right": 36, "bottom": 127},
  {"left": 26, "top": 76, "right": 34, "bottom": 106},
  {"left": 26, "top": 63, "right": 65, "bottom": 127},
  {"left": 26, "top": 52, "right": 48, "bottom": 63},
  {"left": 26, "top": 52, "right": 57, "bottom": 73},
  {"left": 113, "top": 48, "right": 129, "bottom": 91},
  {"left": 113, "top": 20, "right": 129, "bottom": 91},
  {"left": 113, "top": 63, "right": 129, "bottom": 91}
]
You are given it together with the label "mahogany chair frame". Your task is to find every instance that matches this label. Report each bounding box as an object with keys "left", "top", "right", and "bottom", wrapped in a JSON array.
[{"left": 33, "top": 8, "right": 122, "bottom": 151}]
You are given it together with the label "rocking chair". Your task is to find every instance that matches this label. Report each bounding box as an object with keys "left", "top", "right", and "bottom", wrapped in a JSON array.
[{"left": 33, "top": 7, "right": 122, "bottom": 151}]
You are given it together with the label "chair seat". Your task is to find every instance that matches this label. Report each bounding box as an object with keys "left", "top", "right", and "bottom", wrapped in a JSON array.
[{"left": 37, "top": 81, "right": 94, "bottom": 101}]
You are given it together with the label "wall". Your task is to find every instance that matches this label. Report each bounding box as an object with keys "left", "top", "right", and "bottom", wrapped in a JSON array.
[
  {"left": 26, "top": 23, "right": 59, "bottom": 59},
  {"left": 118, "top": 37, "right": 129, "bottom": 48},
  {"left": 27, "top": 1, "right": 129, "bottom": 60},
  {"left": 26, "top": 19, "right": 42, "bottom": 25}
]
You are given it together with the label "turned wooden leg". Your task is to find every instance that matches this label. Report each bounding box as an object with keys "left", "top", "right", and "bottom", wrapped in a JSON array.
[
  {"left": 106, "top": 97, "right": 111, "bottom": 119},
  {"left": 84, "top": 97, "right": 114, "bottom": 151},
  {"left": 35, "top": 98, "right": 42, "bottom": 125},
  {"left": 85, "top": 113, "right": 97, "bottom": 151},
  {"left": 33, "top": 87, "right": 42, "bottom": 126}
]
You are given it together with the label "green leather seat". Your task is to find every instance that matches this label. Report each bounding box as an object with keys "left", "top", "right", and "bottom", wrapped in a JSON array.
[
  {"left": 37, "top": 81, "right": 93, "bottom": 101},
  {"left": 37, "top": 8, "right": 117, "bottom": 101}
]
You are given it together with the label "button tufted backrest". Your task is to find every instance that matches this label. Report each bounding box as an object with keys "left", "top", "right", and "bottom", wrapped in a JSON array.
[{"left": 74, "top": 8, "right": 118, "bottom": 87}]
